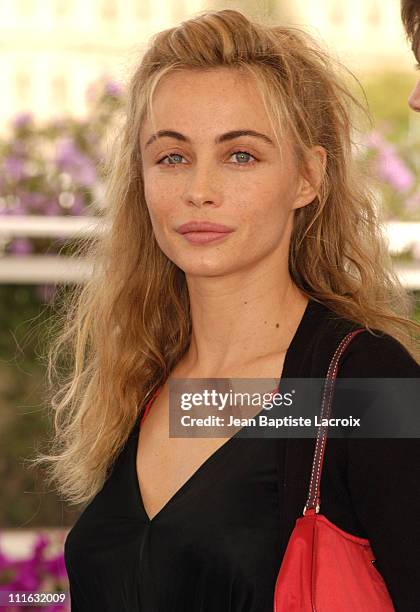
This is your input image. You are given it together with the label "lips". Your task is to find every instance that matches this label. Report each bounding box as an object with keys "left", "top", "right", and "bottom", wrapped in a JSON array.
[{"left": 176, "top": 221, "right": 234, "bottom": 234}]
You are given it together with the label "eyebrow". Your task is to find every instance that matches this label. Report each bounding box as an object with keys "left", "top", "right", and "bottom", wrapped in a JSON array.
[{"left": 144, "top": 129, "right": 275, "bottom": 148}]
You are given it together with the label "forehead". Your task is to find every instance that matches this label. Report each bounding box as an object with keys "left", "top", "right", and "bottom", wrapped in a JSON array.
[
  {"left": 154, "top": 66, "right": 253, "bottom": 92},
  {"left": 142, "top": 67, "right": 273, "bottom": 135}
]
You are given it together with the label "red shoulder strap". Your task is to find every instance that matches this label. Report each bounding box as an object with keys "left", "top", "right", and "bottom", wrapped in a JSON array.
[
  {"left": 303, "top": 328, "right": 366, "bottom": 515},
  {"left": 140, "top": 386, "right": 162, "bottom": 426}
]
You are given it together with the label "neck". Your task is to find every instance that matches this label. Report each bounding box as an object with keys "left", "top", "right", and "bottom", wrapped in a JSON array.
[{"left": 180, "top": 260, "right": 309, "bottom": 377}]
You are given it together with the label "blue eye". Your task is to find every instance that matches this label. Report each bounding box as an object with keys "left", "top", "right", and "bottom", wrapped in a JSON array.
[
  {"left": 231, "top": 151, "right": 255, "bottom": 164},
  {"left": 158, "top": 153, "right": 185, "bottom": 165},
  {"left": 157, "top": 150, "right": 257, "bottom": 166}
]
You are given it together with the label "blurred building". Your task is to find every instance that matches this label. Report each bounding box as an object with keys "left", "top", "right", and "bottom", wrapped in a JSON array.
[
  {"left": 0, "top": 0, "right": 204, "bottom": 128},
  {"left": 290, "top": 0, "right": 412, "bottom": 72},
  {"left": 0, "top": 0, "right": 416, "bottom": 129}
]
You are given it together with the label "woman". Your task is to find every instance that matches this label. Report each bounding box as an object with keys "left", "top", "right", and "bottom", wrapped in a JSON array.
[{"left": 35, "top": 9, "right": 420, "bottom": 611}]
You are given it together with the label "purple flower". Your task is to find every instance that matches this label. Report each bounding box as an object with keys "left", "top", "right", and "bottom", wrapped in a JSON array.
[
  {"left": 376, "top": 146, "right": 415, "bottom": 193},
  {"left": 55, "top": 138, "right": 97, "bottom": 187},
  {"left": 18, "top": 192, "right": 61, "bottom": 216},
  {"left": 3, "top": 198, "right": 27, "bottom": 215},
  {"left": 33, "top": 534, "right": 49, "bottom": 558},
  {"left": 9, "top": 139, "right": 28, "bottom": 157},
  {"left": 19, "top": 191, "right": 42, "bottom": 213},
  {"left": 9, "top": 237, "right": 32, "bottom": 255},
  {"left": 365, "top": 131, "right": 416, "bottom": 194},
  {"left": 0, "top": 532, "right": 69, "bottom": 611},
  {"left": 12, "top": 112, "right": 33, "bottom": 129},
  {"left": 0, "top": 549, "right": 9, "bottom": 570},
  {"left": 45, "top": 553, "right": 67, "bottom": 580},
  {"left": 8, "top": 558, "right": 42, "bottom": 591},
  {"left": 44, "top": 199, "right": 62, "bottom": 216},
  {"left": 4, "top": 157, "right": 26, "bottom": 182},
  {"left": 365, "top": 130, "right": 384, "bottom": 149},
  {"left": 105, "top": 80, "right": 123, "bottom": 97}
]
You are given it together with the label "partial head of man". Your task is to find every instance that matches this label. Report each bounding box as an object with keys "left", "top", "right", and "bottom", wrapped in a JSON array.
[{"left": 401, "top": 0, "right": 420, "bottom": 111}]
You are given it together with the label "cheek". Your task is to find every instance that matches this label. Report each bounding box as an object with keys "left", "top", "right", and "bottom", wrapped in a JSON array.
[
  {"left": 243, "top": 177, "right": 294, "bottom": 224},
  {"left": 143, "top": 178, "right": 176, "bottom": 227},
  {"left": 235, "top": 181, "right": 294, "bottom": 256}
]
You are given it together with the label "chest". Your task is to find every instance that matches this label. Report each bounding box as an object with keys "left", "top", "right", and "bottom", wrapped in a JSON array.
[
  {"left": 136, "top": 358, "right": 287, "bottom": 522},
  {"left": 136, "top": 386, "right": 234, "bottom": 520}
]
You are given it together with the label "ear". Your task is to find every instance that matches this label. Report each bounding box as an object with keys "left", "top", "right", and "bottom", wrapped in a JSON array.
[{"left": 292, "top": 146, "right": 327, "bottom": 211}]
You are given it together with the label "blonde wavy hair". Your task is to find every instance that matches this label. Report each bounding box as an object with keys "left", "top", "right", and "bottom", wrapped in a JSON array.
[{"left": 33, "top": 8, "right": 420, "bottom": 507}]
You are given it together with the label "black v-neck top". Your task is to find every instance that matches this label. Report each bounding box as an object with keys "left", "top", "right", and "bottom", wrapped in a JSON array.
[{"left": 64, "top": 299, "right": 420, "bottom": 611}]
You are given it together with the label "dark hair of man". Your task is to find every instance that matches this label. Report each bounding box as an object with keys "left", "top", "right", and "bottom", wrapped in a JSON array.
[{"left": 401, "top": 0, "right": 420, "bottom": 60}]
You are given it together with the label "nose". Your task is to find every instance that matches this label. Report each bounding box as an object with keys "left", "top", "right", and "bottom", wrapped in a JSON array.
[
  {"left": 408, "top": 79, "right": 420, "bottom": 112},
  {"left": 183, "top": 161, "right": 219, "bottom": 207}
]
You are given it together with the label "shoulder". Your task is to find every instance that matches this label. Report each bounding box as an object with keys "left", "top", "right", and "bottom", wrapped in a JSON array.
[
  {"left": 337, "top": 328, "right": 420, "bottom": 378},
  {"left": 297, "top": 300, "right": 420, "bottom": 378}
]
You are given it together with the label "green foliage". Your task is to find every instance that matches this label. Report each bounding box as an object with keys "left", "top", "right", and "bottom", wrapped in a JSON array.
[
  {"left": 0, "top": 285, "right": 79, "bottom": 528},
  {"left": 360, "top": 71, "right": 417, "bottom": 140}
]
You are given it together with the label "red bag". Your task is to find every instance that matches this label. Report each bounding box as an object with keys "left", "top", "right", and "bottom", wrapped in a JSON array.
[{"left": 274, "top": 329, "right": 395, "bottom": 611}]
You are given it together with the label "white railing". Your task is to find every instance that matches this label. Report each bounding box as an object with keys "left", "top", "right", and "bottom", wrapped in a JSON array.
[
  {"left": 0, "top": 215, "right": 101, "bottom": 238},
  {"left": 0, "top": 215, "right": 419, "bottom": 288}
]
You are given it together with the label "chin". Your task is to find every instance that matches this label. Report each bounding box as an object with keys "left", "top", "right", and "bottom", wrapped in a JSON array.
[
  {"left": 169, "top": 253, "right": 232, "bottom": 277},
  {"left": 179, "top": 263, "right": 231, "bottom": 278}
]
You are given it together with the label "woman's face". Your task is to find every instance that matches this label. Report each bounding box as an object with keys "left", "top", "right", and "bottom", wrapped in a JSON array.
[{"left": 140, "top": 67, "right": 321, "bottom": 278}]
